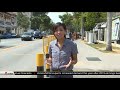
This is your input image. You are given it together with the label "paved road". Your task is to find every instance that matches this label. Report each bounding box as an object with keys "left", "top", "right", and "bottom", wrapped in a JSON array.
[{"left": 0, "top": 38, "right": 44, "bottom": 78}]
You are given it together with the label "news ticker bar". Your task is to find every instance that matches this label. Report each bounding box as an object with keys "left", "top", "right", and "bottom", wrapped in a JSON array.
[{"left": 1, "top": 71, "right": 120, "bottom": 75}]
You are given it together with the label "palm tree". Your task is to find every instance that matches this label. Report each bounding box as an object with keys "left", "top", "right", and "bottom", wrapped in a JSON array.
[{"left": 106, "top": 12, "right": 112, "bottom": 51}]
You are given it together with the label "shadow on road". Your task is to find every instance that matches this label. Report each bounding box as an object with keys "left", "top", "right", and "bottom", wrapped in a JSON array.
[{"left": 0, "top": 46, "right": 14, "bottom": 49}]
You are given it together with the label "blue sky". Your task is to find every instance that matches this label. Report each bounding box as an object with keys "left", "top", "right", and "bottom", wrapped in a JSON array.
[{"left": 47, "top": 12, "right": 73, "bottom": 23}]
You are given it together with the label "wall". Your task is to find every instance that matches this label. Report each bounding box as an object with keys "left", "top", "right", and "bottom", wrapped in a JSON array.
[{"left": 112, "top": 18, "right": 120, "bottom": 41}]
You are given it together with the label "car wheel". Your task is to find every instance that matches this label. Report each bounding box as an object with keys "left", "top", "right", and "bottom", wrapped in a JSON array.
[{"left": 40, "top": 36, "right": 43, "bottom": 39}]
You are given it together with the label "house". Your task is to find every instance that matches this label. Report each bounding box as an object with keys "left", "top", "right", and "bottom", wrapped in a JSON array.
[
  {"left": 93, "top": 22, "right": 106, "bottom": 41},
  {"left": 93, "top": 17, "right": 120, "bottom": 44},
  {"left": 112, "top": 17, "right": 120, "bottom": 43}
]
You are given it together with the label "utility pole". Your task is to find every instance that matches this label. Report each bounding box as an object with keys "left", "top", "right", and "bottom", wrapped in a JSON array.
[{"left": 106, "top": 12, "right": 112, "bottom": 51}]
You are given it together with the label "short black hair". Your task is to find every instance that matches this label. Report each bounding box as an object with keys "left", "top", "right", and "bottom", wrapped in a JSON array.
[{"left": 52, "top": 22, "right": 67, "bottom": 33}]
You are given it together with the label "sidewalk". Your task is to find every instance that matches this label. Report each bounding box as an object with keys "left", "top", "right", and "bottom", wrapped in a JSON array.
[{"left": 73, "top": 39, "right": 120, "bottom": 72}]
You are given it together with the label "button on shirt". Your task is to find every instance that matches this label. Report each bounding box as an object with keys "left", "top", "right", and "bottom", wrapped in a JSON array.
[{"left": 49, "top": 39, "right": 78, "bottom": 71}]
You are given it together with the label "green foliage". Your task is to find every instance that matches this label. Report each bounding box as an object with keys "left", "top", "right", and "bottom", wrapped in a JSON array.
[
  {"left": 59, "top": 13, "right": 73, "bottom": 32},
  {"left": 30, "top": 16, "right": 41, "bottom": 30},
  {"left": 17, "top": 12, "right": 30, "bottom": 30},
  {"left": 59, "top": 13, "right": 73, "bottom": 26},
  {"left": 84, "top": 12, "right": 107, "bottom": 31},
  {"left": 59, "top": 12, "right": 107, "bottom": 33},
  {"left": 72, "top": 12, "right": 82, "bottom": 32},
  {"left": 30, "top": 12, "right": 53, "bottom": 31},
  {"left": 32, "top": 12, "right": 48, "bottom": 16}
]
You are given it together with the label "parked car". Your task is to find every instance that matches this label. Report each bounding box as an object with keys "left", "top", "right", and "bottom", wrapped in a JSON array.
[
  {"left": 2, "top": 33, "right": 12, "bottom": 39},
  {"left": 41, "top": 32, "right": 46, "bottom": 38},
  {"left": 11, "top": 33, "right": 20, "bottom": 38},
  {"left": 33, "top": 31, "right": 43, "bottom": 39},
  {"left": 0, "top": 34, "right": 4, "bottom": 39},
  {"left": 21, "top": 32, "right": 33, "bottom": 41}
]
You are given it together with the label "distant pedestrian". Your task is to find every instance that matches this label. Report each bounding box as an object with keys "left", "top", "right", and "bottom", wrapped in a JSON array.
[
  {"left": 66, "top": 32, "right": 70, "bottom": 39},
  {"left": 69, "top": 32, "right": 72, "bottom": 40},
  {"left": 71, "top": 32, "right": 77, "bottom": 41},
  {"left": 46, "top": 22, "right": 78, "bottom": 78}
]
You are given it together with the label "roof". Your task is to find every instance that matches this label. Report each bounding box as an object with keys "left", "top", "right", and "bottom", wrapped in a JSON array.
[
  {"left": 101, "top": 22, "right": 107, "bottom": 28},
  {"left": 93, "top": 22, "right": 106, "bottom": 31}
]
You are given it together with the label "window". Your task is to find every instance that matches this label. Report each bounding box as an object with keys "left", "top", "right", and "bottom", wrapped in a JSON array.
[{"left": 0, "top": 20, "right": 4, "bottom": 25}]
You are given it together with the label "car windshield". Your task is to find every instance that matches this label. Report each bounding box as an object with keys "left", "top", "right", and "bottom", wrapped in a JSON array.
[
  {"left": 23, "top": 32, "right": 31, "bottom": 35},
  {"left": 11, "top": 33, "right": 16, "bottom": 35},
  {"left": 34, "top": 31, "right": 41, "bottom": 34},
  {"left": 5, "top": 22, "right": 11, "bottom": 25}
]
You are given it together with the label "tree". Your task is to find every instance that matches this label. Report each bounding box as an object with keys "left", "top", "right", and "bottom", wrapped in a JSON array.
[
  {"left": 82, "top": 12, "right": 107, "bottom": 31},
  {"left": 99, "top": 12, "right": 107, "bottom": 22},
  {"left": 32, "top": 12, "right": 48, "bottom": 16},
  {"left": 59, "top": 13, "right": 73, "bottom": 31},
  {"left": 17, "top": 12, "right": 30, "bottom": 31},
  {"left": 106, "top": 12, "right": 112, "bottom": 51},
  {"left": 72, "top": 12, "right": 85, "bottom": 39},
  {"left": 30, "top": 16, "right": 41, "bottom": 30},
  {"left": 84, "top": 12, "right": 99, "bottom": 31},
  {"left": 72, "top": 12, "right": 81, "bottom": 32},
  {"left": 30, "top": 12, "right": 53, "bottom": 31},
  {"left": 39, "top": 15, "right": 51, "bottom": 31},
  {"left": 59, "top": 12, "right": 107, "bottom": 35}
]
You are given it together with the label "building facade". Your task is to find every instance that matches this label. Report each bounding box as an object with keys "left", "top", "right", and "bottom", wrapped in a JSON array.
[{"left": 0, "top": 12, "right": 17, "bottom": 34}]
